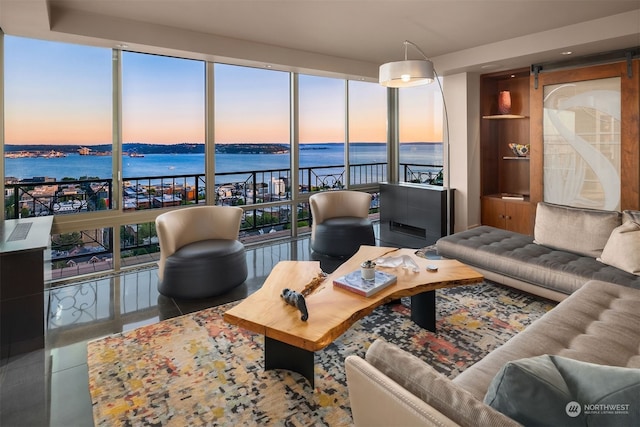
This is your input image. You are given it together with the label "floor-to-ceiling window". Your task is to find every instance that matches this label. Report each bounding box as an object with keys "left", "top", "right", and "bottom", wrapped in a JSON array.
[
  {"left": 121, "top": 52, "right": 206, "bottom": 209},
  {"left": 398, "top": 82, "right": 444, "bottom": 184},
  {"left": 3, "top": 34, "right": 447, "bottom": 282},
  {"left": 214, "top": 64, "right": 291, "bottom": 238},
  {"left": 4, "top": 36, "right": 115, "bottom": 279},
  {"left": 119, "top": 52, "right": 206, "bottom": 266}
]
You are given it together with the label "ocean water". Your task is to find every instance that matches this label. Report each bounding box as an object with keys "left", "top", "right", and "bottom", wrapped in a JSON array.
[{"left": 5, "top": 143, "right": 443, "bottom": 182}]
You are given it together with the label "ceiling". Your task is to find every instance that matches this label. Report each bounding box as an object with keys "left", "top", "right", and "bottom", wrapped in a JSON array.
[{"left": 1, "top": 0, "right": 639, "bottom": 80}]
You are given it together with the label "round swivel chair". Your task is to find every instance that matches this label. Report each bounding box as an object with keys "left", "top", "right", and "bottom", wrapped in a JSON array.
[
  {"left": 309, "top": 190, "right": 376, "bottom": 258},
  {"left": 155, "top": 206, "right": 248, "bottom": 299}
]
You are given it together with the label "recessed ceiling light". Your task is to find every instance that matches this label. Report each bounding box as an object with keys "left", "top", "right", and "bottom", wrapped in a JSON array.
[
  {"left": 116, "top": 44, "right": 129, "bottom": 49},
  {"left": 561, "top": 51, "right": 573, "bottom": 55},
  {"left": 265, "top": 64, "right": 273, "bottom": 68}
]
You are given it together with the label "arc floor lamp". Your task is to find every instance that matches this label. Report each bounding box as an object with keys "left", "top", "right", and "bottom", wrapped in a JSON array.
[{"left": 379, "top": 40, "right": 452, "bottom": 236}]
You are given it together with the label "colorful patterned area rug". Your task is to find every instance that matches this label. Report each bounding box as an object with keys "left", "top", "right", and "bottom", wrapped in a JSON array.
[{"left": 87, "top": 282, "right": 556, "bottom": 426}]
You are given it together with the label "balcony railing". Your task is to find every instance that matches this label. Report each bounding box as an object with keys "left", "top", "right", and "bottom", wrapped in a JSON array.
[
  {"left": 5, "top": 178, "right": 113, "bottom": 219},
  {"left": 5, "top": 161, "right": 441, "bottom": 220},
  {"left": 6, "top": 161, "right": 438, "bottom": 279},
  {"left": 402, "top": 163, "right": 443, "bottom": 185},
  {"left": 122, "top": 174, "right": 206, "bottom": 210}
]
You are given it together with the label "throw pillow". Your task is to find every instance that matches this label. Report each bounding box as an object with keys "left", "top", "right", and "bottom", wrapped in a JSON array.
[
  {"left": 533, "top": 202, "right": 622, "bottom": 258},
  {"left": 598, "top": 220, "right": 640, "bottom": 275},
  {"left": 485, "top": 355, "right": 640, "bottom": 427}
]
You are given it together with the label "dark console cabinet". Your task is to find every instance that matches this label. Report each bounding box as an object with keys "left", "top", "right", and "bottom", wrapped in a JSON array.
[
  {"left": 379, "top": 182, "right": 453, "bottom": 248},
  {"left": 1, "top": 216, "right": 53, "bottom": 358}
]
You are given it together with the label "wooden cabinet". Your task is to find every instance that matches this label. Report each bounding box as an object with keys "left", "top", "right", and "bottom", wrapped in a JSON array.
[
  {"left": 480, "top": 68, "right": 534, "bottom": 235},
  {"left": 481, "top": 196, "right": 531, "bottom": 234}
]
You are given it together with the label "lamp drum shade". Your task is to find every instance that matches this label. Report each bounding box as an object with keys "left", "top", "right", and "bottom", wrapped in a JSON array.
[{"left": 379, "top": 59, "right": 434, "bottom": 87}]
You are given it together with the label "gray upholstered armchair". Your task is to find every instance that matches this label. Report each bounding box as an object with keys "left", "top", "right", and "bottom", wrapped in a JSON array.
[
  {"left": 309, "top": 190, "right": 375, "bottom": 258},
  {"left": 155, "top": 206, "right": 248, "bottom": 299}
]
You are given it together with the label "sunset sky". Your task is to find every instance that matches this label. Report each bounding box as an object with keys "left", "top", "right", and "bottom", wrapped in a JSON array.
[{"left": 4, "top": 35, "right": 442, "bottom": 146}]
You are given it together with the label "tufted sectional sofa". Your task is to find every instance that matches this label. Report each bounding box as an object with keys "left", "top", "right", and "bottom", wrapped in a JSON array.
[
  {"left": 346, "top": 280, "right": 640, "bottom": 426},
  {"left": 345, "top": 202, "right": 640, "bottom": 426}
]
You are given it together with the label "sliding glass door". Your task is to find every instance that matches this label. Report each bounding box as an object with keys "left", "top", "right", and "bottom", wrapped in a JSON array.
[{"left": 530, "top": 60, "right": 640, "bottom": 211}]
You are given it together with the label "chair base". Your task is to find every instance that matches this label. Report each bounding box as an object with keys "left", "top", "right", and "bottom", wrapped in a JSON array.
[
  {"left": 310, "top": 217, "right": 375, "bottom": 258},
  {"left": 158, "top": 239, "right": 248, "bottom": 299}
]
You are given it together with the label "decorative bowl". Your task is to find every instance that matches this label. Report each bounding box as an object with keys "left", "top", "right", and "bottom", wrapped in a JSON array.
[{"left": 508, "top": 143, "right": 530, "bottom": 157}]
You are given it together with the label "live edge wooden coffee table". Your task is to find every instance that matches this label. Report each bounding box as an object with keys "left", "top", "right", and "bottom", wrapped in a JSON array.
[{"left": 224, "top": 245, "right": 483, "bottom": 386}]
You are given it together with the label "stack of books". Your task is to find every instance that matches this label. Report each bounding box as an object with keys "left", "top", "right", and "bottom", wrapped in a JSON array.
[{"left": 333, "top": 270, "right": 397, "bottom": 297}]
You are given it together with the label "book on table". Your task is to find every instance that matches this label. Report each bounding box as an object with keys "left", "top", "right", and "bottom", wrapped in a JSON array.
[{"left": 333, "top": 270, "right": 397, "bottom": 297}]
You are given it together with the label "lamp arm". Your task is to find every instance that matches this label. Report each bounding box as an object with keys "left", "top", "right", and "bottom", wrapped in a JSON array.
[
  {"left": 392, "top": 40, "right": 452, "bottom": 235},
  {"left": 401, "top": 39, "right": 453, "bottom": 234},
  {"left": 403, "top": 40, "right": 432, "bottom": 61},
  {"left": 434, "top": 66, "right": 452, "bottom": 235}
]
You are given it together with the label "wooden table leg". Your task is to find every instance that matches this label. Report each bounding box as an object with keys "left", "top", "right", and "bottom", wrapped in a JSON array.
[
  {"left": 410, "top": 290, "right": 436, "bottom": 332},
  {"left": 264, "top": 336, "right": 315, "bottom": 387}
]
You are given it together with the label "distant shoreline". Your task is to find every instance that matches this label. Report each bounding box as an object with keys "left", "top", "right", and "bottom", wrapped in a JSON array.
[
  {"left": 5, "top": 142, "right": 444, "bottom": 182},
  {"left": 5, "top": 141, "right": 439, "bottom": 156}
]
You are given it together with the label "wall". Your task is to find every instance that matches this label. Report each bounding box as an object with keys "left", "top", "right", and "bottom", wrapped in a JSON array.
[{"left": 443, "top": 72, "right": 482, "bottom": 232}]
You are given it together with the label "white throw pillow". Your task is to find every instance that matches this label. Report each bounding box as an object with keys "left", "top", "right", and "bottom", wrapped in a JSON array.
[{"left": 598, "top": 220, "right": 640, "bottom": 275}]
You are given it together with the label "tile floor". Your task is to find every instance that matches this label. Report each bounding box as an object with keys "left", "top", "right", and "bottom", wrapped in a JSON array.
[{"left": 0, "top": 230, "right": 378, "bottom": 427}]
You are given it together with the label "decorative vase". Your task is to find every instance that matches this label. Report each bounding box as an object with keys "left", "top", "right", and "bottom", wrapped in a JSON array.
[{"left": 498, "top": 90, "right": 512, "bottom": 115}]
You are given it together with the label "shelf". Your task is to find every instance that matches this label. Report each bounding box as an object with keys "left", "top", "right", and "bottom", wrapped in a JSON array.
[
  {"left": 486, "top": 193, "right": 530, "bottom": 202},
  {"left": 482, "top": 114, "right": 527, "bottom": 119},
  {"left": 481, "top": 69, "right": 533, "bottom": 234}
]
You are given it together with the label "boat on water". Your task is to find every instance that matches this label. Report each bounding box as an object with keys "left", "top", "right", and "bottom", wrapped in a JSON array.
[
  {"left": 42, "top": 150, "right": 67, "bottom": 158},
  {"left": 5, "top": 151, "right": 37, "bottom": 158},
  {"left": 128, "top": 152, "right": 145, "bottom": 158}
]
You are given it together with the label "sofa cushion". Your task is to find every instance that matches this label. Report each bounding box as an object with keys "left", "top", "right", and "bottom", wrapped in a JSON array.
[
  {"left": 598, "top": 221, "right": 640, "bottom": 275},
  {"left": 436, "top": 226, "right": 640, "bottom": 296},
  {"left": 453, "top": 281, "right": 640, "bottom": 401},
  {"left": 485, "top": 355, "right": 640, "bottom": 427},
  {"left": 365, "top": 339, "right": 519, "bottom": 427},
  {"left": 534, "top": 202, "right": 621, "bottom": 258}
]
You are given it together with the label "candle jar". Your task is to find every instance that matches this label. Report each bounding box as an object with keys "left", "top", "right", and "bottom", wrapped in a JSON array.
[{"left": 360, "top": 260, "right": 376, "bottom": 281}]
